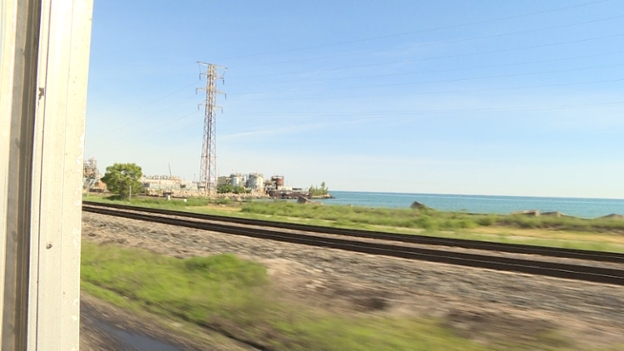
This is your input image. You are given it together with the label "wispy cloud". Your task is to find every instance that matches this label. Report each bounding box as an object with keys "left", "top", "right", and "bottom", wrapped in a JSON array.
[{"left": 220, "top": 117, "right": 383, "bottom": 141}]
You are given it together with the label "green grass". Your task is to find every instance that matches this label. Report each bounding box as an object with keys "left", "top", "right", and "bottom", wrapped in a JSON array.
[
  {"left": 84, "top": 194, "right": 234, "bottom": 207},
  {"left": 240, "top": 201, "right": 624, "bottom": 233},
  {"left": 81, "top": 242, "right": 586, "bottom": 350},
  {"left": 82, "top": 194, "right": 624, "bottom": 253},
  {"left": 82, "top": 242, "right": 501, "bottom": 350},
  {"left": 84, "top": 194, "right": 624, "bottom": 234},
  {"left": 81, "top": 242, "right": 267, "bottom": 325}
]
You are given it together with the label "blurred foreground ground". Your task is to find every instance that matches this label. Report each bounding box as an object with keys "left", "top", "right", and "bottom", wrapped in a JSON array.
[
  {"left": 80, "top": 212, "right": 624, "bottom": 350},
  {"left": 80, "top": 293, "right": 253, "bottom": 350}
]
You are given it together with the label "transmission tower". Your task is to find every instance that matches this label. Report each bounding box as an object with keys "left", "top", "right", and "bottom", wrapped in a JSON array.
[{"left": 197, "top": 62, "right": 226, "bottom": 196}]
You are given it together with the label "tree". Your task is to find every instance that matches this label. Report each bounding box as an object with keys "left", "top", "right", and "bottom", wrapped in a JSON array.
[
  {"left": 309, "top": 181, "right": 329, "bottom": 197},
  {"left": 100, "top": 163, "right": 143, "bottom": 199},
  {"left": 217, "top": 184, "right": 247, "bottom": 194}
]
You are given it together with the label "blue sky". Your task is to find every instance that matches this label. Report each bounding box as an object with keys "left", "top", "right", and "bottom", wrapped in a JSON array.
[{"left": 85, "top": 0, "right": 624, "bottom": 198}]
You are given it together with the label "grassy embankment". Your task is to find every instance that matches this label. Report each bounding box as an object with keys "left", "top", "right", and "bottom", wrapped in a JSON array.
[
  {"left": 83, "top": 194, "right": 624, "bottom": 253},
  {"left": 82, "top": 242, "right": 582, "bottom": 351}
]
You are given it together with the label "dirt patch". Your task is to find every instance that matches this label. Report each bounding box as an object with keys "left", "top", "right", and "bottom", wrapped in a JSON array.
[
  {"left": 445, "top": 309, "right": 564, "bottom": 346},
  {"left": 261, "top": 258, "right": 393, "bottom": 313},
  {"left": 197, "top": 204, "right": 243, "bottom": 212},
  {"left": 470, "top": 226, "right": 624, "bottom": 245}
]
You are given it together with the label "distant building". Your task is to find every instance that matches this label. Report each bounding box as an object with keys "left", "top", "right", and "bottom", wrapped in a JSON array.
[
  {"left": 246, "top": 173, "right": 264, "bottom": 191},
  {"left": 217, "top": 176, "right": 230, "bottom": 186},
  {"left": 142, "top": 175, "right": 193, "bottom": 191},
  {"left": 230, "top": 173, "right": 245, "bottom": 187}
]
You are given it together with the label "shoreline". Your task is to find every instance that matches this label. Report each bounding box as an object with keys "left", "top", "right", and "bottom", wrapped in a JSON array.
[
  {"left": 87, "top": 190, "right": 624, "bottom": 218},
  {"left": 329, "top": 190, "right": 624, "bottom": 202},
  {"left": 309, "top": 193, "right": 335, "bottom": 199},
  {"left": 313, "top": 191, "right": 624, "bottom": 219}
]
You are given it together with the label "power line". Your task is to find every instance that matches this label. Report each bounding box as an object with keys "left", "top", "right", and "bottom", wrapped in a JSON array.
[
  {"left": 236, "top": 32, "right": 624, "bottom": 80},
  {"left": 114, "top": 110, "right": 201, "bottom": 143},
  {"left": 236, "top": 50, "right": 624, "bottom": 88},
  {"left": 102, "top": 100, "right": 624, "bottom": 146},
  {"left": 234, "top": 62, "right": 624, "bottom": 96},
  {"left": 217, "top": 0, "right": 610, "bottom": 61},
  {"left": 225, "top": 100, "right": 624, "bottom": 118},
  {"left": 88, "top": 80, "right": 198, "bottom": 115},
  {"left": 230, "top": 77, "right": 624, "bottom": 101},
  {"left": 89, "top": 96, "right": 198, "bottom": 138},
  {"left": 94, "top": 97, "right": 622, "bottom": 144},
  {"left": 242, "top": 13, "right": 624, "bottom": 69}
]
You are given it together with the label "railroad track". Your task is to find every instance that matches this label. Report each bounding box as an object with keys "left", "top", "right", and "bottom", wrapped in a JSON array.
[
  {"left": 83, "top": 201, "right": 624, "bottom": 264},
  {"left": 82, "top": 202, "right": 624, "bottom": 286}
]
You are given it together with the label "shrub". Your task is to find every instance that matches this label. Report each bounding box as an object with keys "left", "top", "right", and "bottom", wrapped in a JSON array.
[{"left": 476, "top": 216, "right": 496, "bottom": 226}]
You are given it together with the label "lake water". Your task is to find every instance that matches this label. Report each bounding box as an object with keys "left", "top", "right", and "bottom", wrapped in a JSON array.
[{"left": 314, "top": 191, "right": 624, "bottom": 219}]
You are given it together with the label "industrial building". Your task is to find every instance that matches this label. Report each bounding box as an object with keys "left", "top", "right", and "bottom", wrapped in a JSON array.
[
  {"left": 142, "top": 175, "right": 193, "bottom": 191},
  {"left": 247, "top": 173, "right": 264, "bottom": 190},
  {"left": 218, "top": 173, "right": 265, "bottom": 192},
  {"left": 83, "top": 157, "right": 105, "bottom": 192},
  {"left": 83, "top": 159, "right": 306, "bottom": 198}
]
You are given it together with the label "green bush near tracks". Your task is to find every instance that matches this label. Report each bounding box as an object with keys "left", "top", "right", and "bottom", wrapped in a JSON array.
[
  {"left": 85, "top": 194, "right": 237, "bottom": 207},
  {"left": 84, "top": 194, "right": 624, "bottom": 234},
  {"left": 82, "top": 242, "right": 502, "bottom": 350},
  {"left": 240, "top": 201, "right": 624, "bottom": 234}
]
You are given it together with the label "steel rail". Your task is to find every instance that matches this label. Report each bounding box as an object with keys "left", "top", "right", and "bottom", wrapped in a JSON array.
[
  {"left": 82, "top": 201, "right": 624, "bottom": 264},
  {"left": 82, "top": 205, "right": 624, "bottom": 286}
]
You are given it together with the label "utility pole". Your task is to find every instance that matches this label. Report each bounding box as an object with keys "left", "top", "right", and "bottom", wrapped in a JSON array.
[{"left": 197, "top": 62, "right": 226, "bottom": 197}]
